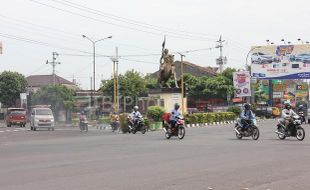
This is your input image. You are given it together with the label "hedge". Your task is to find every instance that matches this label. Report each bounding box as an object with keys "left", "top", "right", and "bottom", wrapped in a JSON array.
[{"left": 185, "top": 112, "right": 237, "bottom": 124}]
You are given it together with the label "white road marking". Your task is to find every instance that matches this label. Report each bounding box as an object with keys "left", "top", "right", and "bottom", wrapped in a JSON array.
[{"left": 0, "top": 131, "right": 4, "bottom": 133}]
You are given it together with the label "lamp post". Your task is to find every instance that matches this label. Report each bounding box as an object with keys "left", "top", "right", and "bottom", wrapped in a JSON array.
[
  {"left": 245, "top": 46, "right": 261, "bottom": 104},
  {"left": 82, "top": 35, "right": 112, "bottom": 93},
  {"left": 178, "top": 52, "right": 186, "bottom": 115}
]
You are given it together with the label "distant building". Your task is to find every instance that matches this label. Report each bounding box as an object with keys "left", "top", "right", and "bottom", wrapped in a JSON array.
[
  {"left": 26, "top": 74, "right": 78, "bottom": 92},
  {"left": 152, "top": 61, "right": 217, "bottom": 79}
]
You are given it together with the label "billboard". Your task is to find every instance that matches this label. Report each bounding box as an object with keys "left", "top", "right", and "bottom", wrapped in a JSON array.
[
  {"left": 250, "top": 44, "right": 310, "bottom": 79},
  {"left": 233, "top": 71, "right": 251, "bottom": 97}
]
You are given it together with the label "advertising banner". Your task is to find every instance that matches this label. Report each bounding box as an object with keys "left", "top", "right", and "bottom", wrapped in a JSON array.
[
  {"left": 233, "top": 71, "right": 251, "bottom": 97},
  {"left": 250, "top": 44, "right": 310, "bottom": 79}
]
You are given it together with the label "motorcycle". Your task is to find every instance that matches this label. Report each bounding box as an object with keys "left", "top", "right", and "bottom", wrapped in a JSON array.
[
  {"left": 79, "top": 115, "right": 88, "bottom": 132},
  {"left": 297, "top": 111, "right": 306, "bottom": 124},
  {"left": 234, "top": 116, "right": 259, "bottom": 140},
  {"left": 163, "top": 115, "right": 185, "bottom": 140},
  {"left": 128, "top": 115, "right": 146, "bottom": 134},
  {"left": 275, "top": 115, "right": 305, "bottom": 141}
]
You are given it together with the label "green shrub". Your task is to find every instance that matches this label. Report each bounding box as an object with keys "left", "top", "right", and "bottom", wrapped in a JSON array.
[
  {"left": 147, "top": 106, "right": 165, "bottom": 122},
  {"left": 186, "top": 112, "right": 237, "bottom": 124},
  {"left": 98, "top": 116, "right": 110, "bottom": 124},
  {"left": 227, "top": 106, "right": 241, "bottom": 116}
]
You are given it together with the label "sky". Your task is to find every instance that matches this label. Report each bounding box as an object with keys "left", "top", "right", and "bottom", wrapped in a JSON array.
[{"left": 0, "top": 0, "right": 309, "bottom": 89}]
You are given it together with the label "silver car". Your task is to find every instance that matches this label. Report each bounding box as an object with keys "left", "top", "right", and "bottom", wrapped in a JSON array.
[
  {"left": 251, "top": 52, "right": 274, "bottom": 64},
  {"left": 30, "top": 108, "right": 55, "bottom": 131}
]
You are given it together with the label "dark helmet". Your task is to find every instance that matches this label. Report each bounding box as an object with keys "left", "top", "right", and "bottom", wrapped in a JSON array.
[
  {"left": 174, "top": 103, "right": 180, "bottom": 110},
  {"left": 284, "top": 102, "right": 291, "bottom": 110},
  {"left": 244, "top": 103, "right": 251, "bottom": 110}
]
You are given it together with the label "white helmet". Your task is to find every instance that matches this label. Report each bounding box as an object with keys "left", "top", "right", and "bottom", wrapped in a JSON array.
[{"left": 134, "top": 106, "right": 139, "bottom": 111}]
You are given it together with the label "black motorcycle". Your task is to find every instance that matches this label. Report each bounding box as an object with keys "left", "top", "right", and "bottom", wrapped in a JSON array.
[
  {"left": 275, "top": 116, "right": 305, "bottom": 141},
  {"left": 163, "top": 115, "right": 185, "bottom": 140},
  {"left": 234, "top": 118, "right": 259, "bottom": 140},
  {"left": 128, "top": 115, "right": 146, "bottom": 134}
]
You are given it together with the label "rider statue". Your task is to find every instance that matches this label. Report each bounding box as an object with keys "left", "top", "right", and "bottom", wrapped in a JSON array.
[{"left": 158, "top": 42, "right": 179, "bottom": 88}]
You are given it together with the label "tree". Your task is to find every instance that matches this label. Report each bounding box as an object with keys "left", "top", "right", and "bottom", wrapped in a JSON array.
[
  {"left": 100, "top": 70, "right": 148, "bottom": 98},
  {"left": 32, "top": 85, "right": 75, "bottom": 119},
  {"left": 0, "top": 71, "right": 28, "bottom": 107}
]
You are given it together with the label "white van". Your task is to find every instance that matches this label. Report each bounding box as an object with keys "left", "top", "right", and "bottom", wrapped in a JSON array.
[{"left": 30, "top": 108, "right": 55, "bottom": 131}]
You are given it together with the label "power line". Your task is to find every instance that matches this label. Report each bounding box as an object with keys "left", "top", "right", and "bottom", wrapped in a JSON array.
[
  {"left": 28, "top": 0, "right": 217, "bottom": 41},
  {"left": 0, "top": 32, "right": 111, "bottom": 56},
  {"left": 49, "top": 0, "right": 218, "bottom": 41}
]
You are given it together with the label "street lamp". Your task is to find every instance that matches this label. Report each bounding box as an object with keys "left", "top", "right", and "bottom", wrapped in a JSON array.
[
  {"left": 82, "top": 35, "right": 112, "bottom": 93},
  {"left": 245, "top": 46, "right": 261, "bottom": 70}
]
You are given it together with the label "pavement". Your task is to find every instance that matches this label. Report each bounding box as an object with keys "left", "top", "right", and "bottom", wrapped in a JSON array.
[{"left": 0, "top": 120, "right": 310, "bottom": 190}]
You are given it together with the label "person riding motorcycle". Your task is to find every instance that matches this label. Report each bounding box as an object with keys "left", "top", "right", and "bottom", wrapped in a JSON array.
[
  {"left": 130, "top": 106, "right": 142, "bottom": 128},
  {"left": 169, "top": 103, "right": 181, "bottom": 131},
  {"left": 280, "top": 102, "right": 298, "bottom": 132},
  {"left": 239, "top": 103, "right": 255, "bottom": 130}
]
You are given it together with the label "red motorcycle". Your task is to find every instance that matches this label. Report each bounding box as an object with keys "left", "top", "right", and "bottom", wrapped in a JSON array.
[{"left": 163, "top": 114, "right": 185, "bottom": 139}]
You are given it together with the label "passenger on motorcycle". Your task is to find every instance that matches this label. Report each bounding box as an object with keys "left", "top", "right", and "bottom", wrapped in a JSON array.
[
  {"left": 169, "top": 103, "right": 181, "bottom": 130},
  {"left": 239, "top": 103, "right": 255, "bottom": 130},
  {"left": 280, "top": 102, "right": 298, "bottom": 132},
  {"left": 130, "top": 106, "right": 142, "bottom": 127}
]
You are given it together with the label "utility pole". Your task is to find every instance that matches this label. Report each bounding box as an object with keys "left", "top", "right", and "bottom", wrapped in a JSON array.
[
  {"left": 178, "top": 52, "right": 186, "bottom": 115},
  {"left": 111, "top": 47, "right": 119, "bottom": 113},
  {"left": 216, "top": 35, "right": 227, "bottom": 73},
  {"left": 46, "top": 52, "right": 60, "bottom": 85}
]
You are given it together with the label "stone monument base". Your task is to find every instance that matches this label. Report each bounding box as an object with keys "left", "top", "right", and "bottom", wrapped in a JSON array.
[{"left": 148, "top": 88, "right": 187, "bottom": 113}]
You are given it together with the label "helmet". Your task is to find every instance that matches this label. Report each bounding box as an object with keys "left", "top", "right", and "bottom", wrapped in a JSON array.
[
  {"left": 174, "top": 103, "right": 180, "bottom": 110},
  {"left": 244, "top": 103, "right": 251, "bottom": 110},
  {"left": 284, "top": 102, "right": 291, "bottom": 110},
  {"left": 133, "top": 106, "right": 139, "bottom": 111}
]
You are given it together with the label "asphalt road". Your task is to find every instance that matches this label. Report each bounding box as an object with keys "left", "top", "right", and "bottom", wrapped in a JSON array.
[{"left": 0, "top": 120, "right": 310, "bottom": 190}]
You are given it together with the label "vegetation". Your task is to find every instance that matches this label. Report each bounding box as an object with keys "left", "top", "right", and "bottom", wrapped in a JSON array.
[
  {"left": 32, "top": 85, "right": 75, "bottom": 120},
  {"left": 0, "top": 71, "right": 28, "bottom": 107},
  {"left": 147, "top": 106, "right": 165, "bottom": 122},
  {"left": 185, "top": 112, "right": 237, "bottom": 124}
]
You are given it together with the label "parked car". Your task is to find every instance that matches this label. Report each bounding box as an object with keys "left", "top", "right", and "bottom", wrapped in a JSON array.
[
  {"left": 5, "top": 108, "right": 27, "bottom": 127},
  {"left": 251, "top": 52, "right": 274, "bottom": 64},
  {"left": 290, "top": 53, "right": 310, "bottom": 63},
  {"left": 30, "top": 107, "right": 55, "bottom": 131}
]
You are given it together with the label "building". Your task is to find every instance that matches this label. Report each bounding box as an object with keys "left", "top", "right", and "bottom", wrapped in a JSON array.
[
  {"left": 152, "top": 61, "right": 217, "bottom": 79},
  {"left": 26, "top": 75, "right": 78, "bottom": 92}
]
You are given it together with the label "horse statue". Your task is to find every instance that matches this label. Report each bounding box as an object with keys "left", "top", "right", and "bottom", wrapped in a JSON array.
[{"left": 158, "top": 48, "right": 179, "bottom": 88}]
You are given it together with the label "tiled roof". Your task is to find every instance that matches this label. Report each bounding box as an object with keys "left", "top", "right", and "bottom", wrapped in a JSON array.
[
  {"left": 152, "top": 61, "right": 217, "bottom": 79},
  {"left": 26, "top": 75, "right": 75, "bottom": 87}
]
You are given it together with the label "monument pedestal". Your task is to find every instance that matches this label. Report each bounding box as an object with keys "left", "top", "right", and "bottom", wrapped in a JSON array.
[{"left": 148, "top": 88, "right": 187, "bottom": 113}]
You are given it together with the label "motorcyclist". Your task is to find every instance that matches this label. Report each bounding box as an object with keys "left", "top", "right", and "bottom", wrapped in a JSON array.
[
  {"left": 110, "top": 112, "right": 120, "bottom": 132},
  {"left": 239, "top": 103, "right": 255, "bottom": 130},
  {"left": 280, "top": 102, "right": 298, "bottom": 132},
  {"left": 169, "top": 103, "right": 181, "bottom": 130},
  {"left": 130, "top": 106, "right": 142, "bottom": 127}
]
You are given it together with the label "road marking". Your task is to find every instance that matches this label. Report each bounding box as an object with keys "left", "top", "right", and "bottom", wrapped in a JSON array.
[
  {"left": 0, "top": 131, "right": 4, "bottom": 133},
  {"left": 13, "top": 130, "right": 19, "bottom": 132}
]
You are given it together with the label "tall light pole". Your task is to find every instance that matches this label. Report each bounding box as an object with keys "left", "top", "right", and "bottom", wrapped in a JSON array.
[
  {"left": 245, "top": 46, "right": 261, "bottom": 71},
  {"left": 82, "top": 35, "right": 112, "bottom": 93},
  {"left": 245, "top": 46, "right": 261, "bottom": 104},
  {"left": 178, "top": 52, "right": 186, "bottom": 115}
]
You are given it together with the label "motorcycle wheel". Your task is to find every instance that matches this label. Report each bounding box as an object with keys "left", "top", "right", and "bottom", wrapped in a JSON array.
[
  {"left": 141, "top": 126, "right": 146, "bottom": 134},
  {"left": 235, "top": 126, "right": 242, "bottom": 139},
  {"left": 252, "top": 127, "right": 260, "bottom": 140},
  {"left": 132, "top": 128, "right": 137, "bottom": 134},
  {"left": 296, "top": 127, "right": 305, "bottom": 141},
  {"left": 165, "top": 132, "right": 171, "bottom": 139},
  {"left": 178, "top": 126, "right": 185, "bottom": 139},
  {"left": 277, "top": 127, "right": 286, "bottom": 140}
]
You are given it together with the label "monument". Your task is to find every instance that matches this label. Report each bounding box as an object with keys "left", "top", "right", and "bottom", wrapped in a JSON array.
[{"left": 148, "top": 38, "right": 187, "bottom": 113}]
